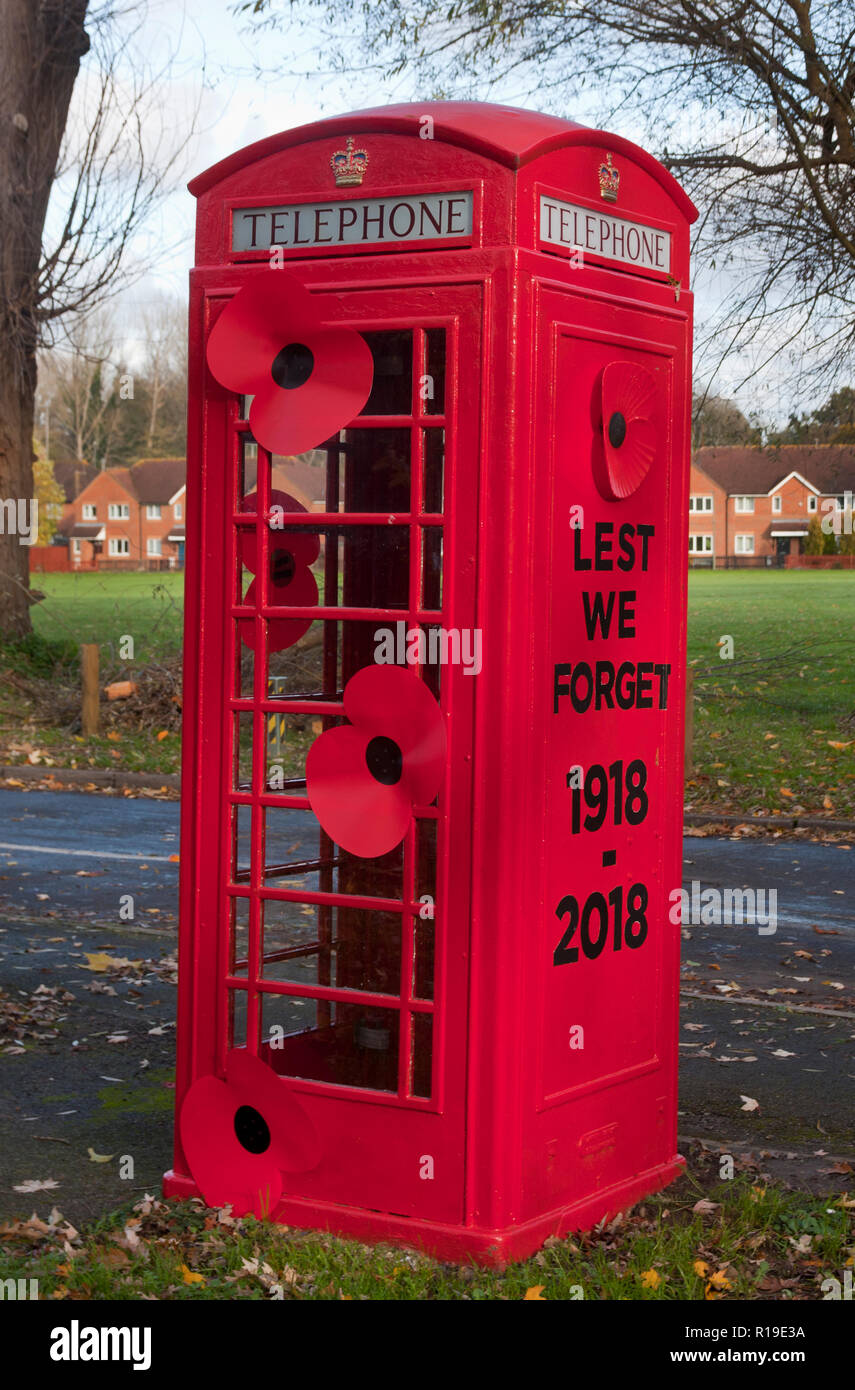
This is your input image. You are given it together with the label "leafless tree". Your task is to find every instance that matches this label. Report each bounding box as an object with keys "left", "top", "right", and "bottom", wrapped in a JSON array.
[
  {"left": 38, "top": 307, "right": 118, "bottom": 466},
  {"left": 138, "top": 296, "right": 187, "bottom": 451},
  {"left": 0, "top": 1, "right": 197, "bottom": 636},
  {"left": 239, "top": 0, "right": 855, "bottom": 410}
]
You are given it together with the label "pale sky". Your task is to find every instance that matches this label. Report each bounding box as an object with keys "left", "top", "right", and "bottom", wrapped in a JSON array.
[{"left": 55, "top": 0, "right": 828, "bottom": 427}]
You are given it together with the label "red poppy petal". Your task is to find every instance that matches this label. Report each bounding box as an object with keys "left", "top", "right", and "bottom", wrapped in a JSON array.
[
  {"left": 206, "top": 271, "right": 319, "bottom": 394},
  {"left": 179, "top": 1074, "right": 283, "bottom": 1217},
  {"left": 240, "top": 574, "right": 316, "bottom": 653},
  {"left": 306, "top": 723, "right": 412, "bottom": 858},
  {"left": 342, "top": 665, "right": 446, "bottom": 805},
  {"left": 249, "top": 324, "right": 373, "bottom": 456},
  {"left": 226, "top": 1049, "right": 321, "bottom": 1173},
  {"left": 240, "top": 491, "right": 319, "bottom": 574},
  {"left": 596, "top": 361, "right": 660, "bottom": 500}
]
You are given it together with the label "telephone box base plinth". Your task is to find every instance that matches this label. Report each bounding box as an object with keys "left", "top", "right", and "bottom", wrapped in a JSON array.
[{"left": 163, "top": 1155, "right": 684, "bottom": 1268}]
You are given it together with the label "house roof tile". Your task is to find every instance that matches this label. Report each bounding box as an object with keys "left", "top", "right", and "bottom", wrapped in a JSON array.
[{"left": 694, "top": 445, "right": 855, "bottom": 496}]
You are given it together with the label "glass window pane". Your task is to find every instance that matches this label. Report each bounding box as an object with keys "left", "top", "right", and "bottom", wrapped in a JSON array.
[
  {"left": 262, "top": 808, "right": 405, "bottom": 901},
  {"left": 413, "top": 916, "right": 434, "bottom": 1001},
  {"left": 228, "top": 897, "right": 251, "bottom": 976},
  {"left": 263, "top": 998, "right": 400, "bottom": 1092},
  {"left": 423, "top": 429, "right": 445, "bottom": 513},
  {"left": 411, "top": 1013, "right": 433, "bottom": 1097},
  {"left": 361, "top": 331, "right": 413, "bottom": 415},
  {"left": 423, "top": 329, "right": 446, "bottom": 416},
  {"left": 263, "top": 524, "right": 409, "bottom": 611},
  {"left": 421, "top": 528, "right": 443, "bottom": 609},
  {"left": 230, "top": 804, "right": 253, "bottom": 885},
  {"left": 261, "top": 899, "right": 401, "bottom": 995}
]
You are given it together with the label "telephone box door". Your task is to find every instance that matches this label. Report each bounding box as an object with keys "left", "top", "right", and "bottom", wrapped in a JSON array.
[
  {"left": 526, "top": 277, "right": 689, "bottom": 1210},
  {"left": 180, "top": 279, "right": 481, "bottom": 1223}
]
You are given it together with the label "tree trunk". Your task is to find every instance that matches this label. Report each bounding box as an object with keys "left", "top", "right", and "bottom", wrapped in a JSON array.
[{"left": 0, "top": 0, "right": 90, "bottom": 638}]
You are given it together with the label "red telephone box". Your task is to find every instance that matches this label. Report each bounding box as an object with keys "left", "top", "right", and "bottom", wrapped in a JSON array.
[{"left": 164, "top": 102, "right": 696, "bottom": 1265}]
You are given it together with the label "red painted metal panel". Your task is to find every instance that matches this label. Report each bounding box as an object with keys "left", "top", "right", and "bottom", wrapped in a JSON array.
[{"left": 167, "top": 102, "right": 695, "bottom": 1263}]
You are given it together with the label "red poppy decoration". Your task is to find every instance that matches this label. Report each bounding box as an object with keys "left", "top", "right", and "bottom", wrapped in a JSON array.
[
  {"left": 594, "top": 360, "right": 659, "bottom": 501},
  {"left": 206, "top": 270, "right": 374, "bottom": 456},
  {"left": 240, "top": 489, "right": 319, "bottom": 653},
  {"left": 179, "top": 1048, "right": 321, "bottom": 1218},
  {"left": 306, "top": 665, "right": 446, "bottom": 858}
]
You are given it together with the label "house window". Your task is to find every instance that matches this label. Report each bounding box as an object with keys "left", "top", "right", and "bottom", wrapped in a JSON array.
[
  {"left": 108, "top": 503, "right": 130, "bottom": 520},
  {"left": 735, "top": 534, "right": 755, "bottom": 554},
  {"left": 72, "top": 539, "right": 81, "bottom": 555},
  {"left": 82, "top": 503, "right": 97, "bottom": 520},
  {"left": 733, "top": 496, "right": 754, "bottom": 513},
  {"left": 772, "top": 495, "right": 782, "bottom": 513},
  {"left": 147, "top": 537, "right": 162, "bottom": 557},
  {"left": 109, "top": 537, "right": 130, "bottom": 556},
  {"left": 146, "top": 504, "right": 162, "bottom": 520},
  {"left": 808, "top": 496, "right": 817, "bottom": 512},
  {"left": 689, "top": 495, "right": 713, "bottom": 512},
  {"left": 688, "top": 535, "right": 713, "bottom": 553},
  {"left": 174, "top": 502, "right": 182, "bottom": 520}
]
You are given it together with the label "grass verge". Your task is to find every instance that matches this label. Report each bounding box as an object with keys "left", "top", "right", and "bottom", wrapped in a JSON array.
[{"left": 1, "top": 1163, "right": 852, "bottom": 1301}]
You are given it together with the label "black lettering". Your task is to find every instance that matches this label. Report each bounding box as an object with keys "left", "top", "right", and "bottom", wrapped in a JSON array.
[
  {"left": 581, "top": 590, "right": 616, "bottom": 639},
  {"left": 553, "top": 895, "right": 579, "bottom": 966},
  {"left": 573, "top": 526, "right": 591, "bottom": 571},
  {"left": 361, "top": 203, "right": 385, "bottom": 240},
  {"left": 338, "top": 206, "right": 358, "bottom": 240},
  {"left": 654, "top": 662, "right": 671, "bottom": 709},
  {"left": 292, "top": 209, "right": 311, "bottom": 245},
  {"left": 570, "top": 662, "right": 594, "bottom": 713},
  {"left": 636, "top": 524, "right": 655, "bottom": 571},
  {"left": 553, "top": 663, "right": 571, "bottom": 713},
  {"left": 617, "top": 590, "right": 636, "bottom": 638},
  {"left": 617, "top": 523, "right": 635, "bottom": 572},
  {"left": 389, "top": 202, "right": 416, "bottom": 238},
  {"left": 445, "top": 196, "right": 467, "bottom": 233},
  {"left": 615, "top": 662, "right": 636, "bottom": 710},
  {"left": 594, "top": 522, "right": 614, "bottom": 570},
  {"left": 419, "top": 201, "right": 442, "bottom": 236},
  {"left": 240, "top": 212, "right": 268, "bottom": 248},
  {"left": 636, "top": 661, "right": 654, "bottom": 708},
  {"left": 594, "top": 661, "right": 615, "bottom": 708},
  {"left": 313, "top": 208, "right": 334, "bottom": 243}
]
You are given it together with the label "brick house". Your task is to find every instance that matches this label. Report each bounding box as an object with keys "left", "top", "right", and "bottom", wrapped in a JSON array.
[
  {"left": 58, "top": 458, "right": 186, "bottom": 570},
  {"left": 688, "top": 445, "right": 855, "bottom": 566}
]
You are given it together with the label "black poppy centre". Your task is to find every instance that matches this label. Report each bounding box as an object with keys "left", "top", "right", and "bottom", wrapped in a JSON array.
[
  {"left": 234, "top": 1104, "right": 271, "bottom": 1154},
  {"left": 270, "top": 548, "right": 296, "bottom": 586},
  {"left": 607, "top": 411, "right": 627, "bottom": 448},
  {"left": 365, "top": 735, "right": 403, "bottom": 785},
  {"left": 272, "top": 342, "right": 314, "bottom": 390}
]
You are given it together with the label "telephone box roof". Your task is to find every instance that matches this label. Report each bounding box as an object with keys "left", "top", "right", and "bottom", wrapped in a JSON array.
[{"left": 188, "top": 101, "right": 697, "bottom": 220}]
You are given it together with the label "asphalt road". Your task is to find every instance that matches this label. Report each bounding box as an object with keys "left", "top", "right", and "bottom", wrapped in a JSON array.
[{"left": 0, "top": 789, "right": 852, "bottom": 1223}]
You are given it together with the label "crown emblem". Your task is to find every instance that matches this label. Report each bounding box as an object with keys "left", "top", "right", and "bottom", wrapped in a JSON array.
[
  {"left": 330, "top": 136, "right": 368, "bottom": 187},
  {"left": 598, "top": 152, "right": 620, "bottom": 203}
]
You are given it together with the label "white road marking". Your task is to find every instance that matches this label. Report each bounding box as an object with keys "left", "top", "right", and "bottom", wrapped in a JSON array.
[{"left": 0, "top": 841, "right": 175, "bottom": 864}]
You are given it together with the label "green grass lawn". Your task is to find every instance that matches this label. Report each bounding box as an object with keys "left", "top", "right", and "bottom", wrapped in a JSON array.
[
  {"left": 30, "top": 572, "right": 184, "bottom": 663},
  {"left": 687, "top": 570, "right": 855, "bottom": 816},
  {"left": 1, "top": 1168, "right": 851, "bottom": 1300},
  {"left": 4, "top": 569, "right": 855, "bottom": 813}
]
